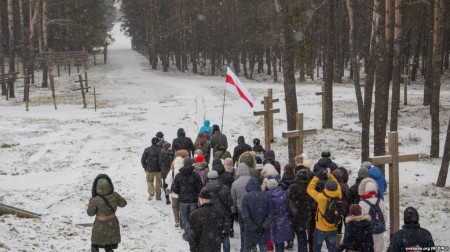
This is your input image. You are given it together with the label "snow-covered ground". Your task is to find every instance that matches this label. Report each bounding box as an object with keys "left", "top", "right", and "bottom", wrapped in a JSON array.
[{"left": 0, "top": 21, "right": 449, "bottom": 251}]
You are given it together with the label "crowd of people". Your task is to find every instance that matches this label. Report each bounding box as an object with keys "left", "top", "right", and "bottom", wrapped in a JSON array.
[{"left": 86, "top": 119, "right": 436, "bottom": 252}]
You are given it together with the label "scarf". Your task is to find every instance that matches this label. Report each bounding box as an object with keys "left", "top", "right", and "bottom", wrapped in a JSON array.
[{"left": 361, "top": 191, "right": 378, "bottom": 199}]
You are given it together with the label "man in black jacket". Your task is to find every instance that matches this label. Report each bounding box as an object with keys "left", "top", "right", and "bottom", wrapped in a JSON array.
[
  {"left": 232, "top": 136, "right": 252, "bottom": 166},
  {"left": 388, "top": 207, "right": 435, "bottom": 252},
  {"left": 189, "top": 190, "right": 227, "bottom": 252},
  {"left": 172, "top": 157, "right": 203, "bottom": 241},
  {"left": 172, "top": 128, "right": 195, "bottom": 157},
  {"left": 141, "top": 137, "right": 162, "bottom": 201},
  {"left": 210, "top": 125, "right": 228, "bottom": 154}
]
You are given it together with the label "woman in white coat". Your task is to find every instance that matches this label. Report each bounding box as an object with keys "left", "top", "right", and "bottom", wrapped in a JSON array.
[
  {"left": 165, "top": 156, "right": 184, "bottom": 227},
  {"left": 358, "top": 177, "right": 387, "bottom": 252}
]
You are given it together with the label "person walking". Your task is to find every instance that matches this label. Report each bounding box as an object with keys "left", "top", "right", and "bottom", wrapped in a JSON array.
[
  {"left": 189, "top": 190, "right": 227, "bottom": 252},
  {"left": 231, "top": 163, "right": 252, "bottom": 251},
  {"left": 159, "top": 142, "right": 174, "bottom": 205},
  {"left": 233, "top": 136, "right": 252, "bottom": 166},
  {"left": 141, "top": 137, "right": 162, "bottom": 201},
  {"left": 171, "top": 157, "right": 203, "bottom": 241},
  {"left": 267, "top": 179, "right": 292, "bottom": 252},
  {"left": 172, "top": 128, "right": 196, "bottom": 157},
  {"left": 165, "top": 156, "right": 184, "bottom": 227},
  {"left": 87, "top": 174, "right": 127, "bottom": 252}
]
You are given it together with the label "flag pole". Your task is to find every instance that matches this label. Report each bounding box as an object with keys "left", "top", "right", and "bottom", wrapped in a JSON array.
[{"left": 221, "top": 89, "right": 226, "bottom": 131}]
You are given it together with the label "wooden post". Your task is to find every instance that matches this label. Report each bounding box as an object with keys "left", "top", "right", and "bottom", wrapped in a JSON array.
[
  {"left": 94, "top": 86, "right": 97, "bottom": 112},
  {"left": 282, "top": 113, "right": 317, "bottom": 155},
  {"left": 0, "top": 203, "right": 41, "bottom": 218},
  {"left": 315, "top": 82, "right": 326, "bottom": 128},
  {"left": 49, "top": 73, "right": 57, "bottom": 110},
  {"left": 401, "top": 65, "right": 410, "bottom": 105},
  {"left": 368, "top": 131, "right": 419, "bottom": 233},
  {"left": 260, "top": 88, "right": 279, "bottom": 142},
  {"left": 78, "top": 73, "right": 87, "bottom": 108},
  {"left": 24, "top": 69, "right": 30, "bottom": 112},
  {"left": 84, "top": 71, "right": 88, "bottom": 93},
  {"left": 254, "top": 96, "right": 280, "bottom": 150},
  {"left": 68, "top": 64, "right": 71, "bottom": 76},
  {"left": 57, "top": 65, "right": 60, "bottom": 77}
]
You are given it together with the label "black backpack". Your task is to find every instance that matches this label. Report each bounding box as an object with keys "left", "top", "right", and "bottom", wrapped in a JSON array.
[
  {"left": 319, "top": 191, "right": 345, "bottom": 227},
  {"left": 363, "top": 198, "right": 386, "bottom": 234}
]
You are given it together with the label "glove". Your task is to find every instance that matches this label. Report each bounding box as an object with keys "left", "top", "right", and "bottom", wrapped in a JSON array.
[
  {"left": 256, "top": 226, "right": 265, "bottom": 236},
  {"left": 232, "top": 212, "right": 239, "bottom": 222}
]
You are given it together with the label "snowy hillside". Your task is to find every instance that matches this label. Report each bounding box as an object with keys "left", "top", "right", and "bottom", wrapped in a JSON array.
[{"left": 0, "top": 21, "right": 449, "bottom": 251}]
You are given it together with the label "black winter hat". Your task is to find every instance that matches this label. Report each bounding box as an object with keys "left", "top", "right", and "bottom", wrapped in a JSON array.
[
  {"left": 151, "top": 137, "right": 159, "bottom": 145},
  {"left": 253, "top": 138, "right": 260, "bottom": 145},
  {"left": 325, "top": 180, "right": 338, "bottom": 191},
  {"left": 156, "top": 131, "right": 164, "bottom": 138},
  {"left": 321, "top": 150, "right": 331, "bottom": 158},
  {"left": 404, "top": 206, "right": 419, "bottom": 224},
  {"left": 183, "top": 157, "right": 193, "bottom": 167},
  {"left": 296, "top": 170, "right": 309, "bottom": 182},
  {"left": 199, "top": 189, "right": 212, "bottom": 199}
]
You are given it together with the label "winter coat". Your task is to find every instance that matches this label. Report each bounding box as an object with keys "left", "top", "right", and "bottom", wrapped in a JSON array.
[
  {"left": 307, "top": 174, "right": 342, "bottom": 232},
  {"left": 204, "top": 179, "right": 233, "bottom": 220},
  {"left": 347, "top": 177, "right": 363, "bottom": 212},
  {"left": 189, "top": 203, "right": 227, "bottom": 252},
  {"left": 233, "top": 136, "right": 253, "bottom": 165},
  {"left": 252, "top": 144, "right": 265, "bottom": 154},
  {"left": 159, "top": 147, "right": 174, "bottom": 179},
  {"left": 280, "top": 173, "right": 296, "bottom": 190},
  {"left": 213, "top": 149, "right": 232, "bottom": 160},
  {"left": 87, "top": 175, "right": 127, "bottom": 246},
  {"left": 333, "top": 167, "right": 349, "bottom": 214},
  {"left": 264, "top": 150, "right": 281, "bottom": 174},
  {"left": 231, "top": 163, "right": 252, "bottom": 213},
  {"left": 288, "top": 177, "right": 313, "bottom": 231},
  {"left": 338, "top": 215, "right": 374, "bottom": 252},
  {"left": 171, "top": 162, "right": 203, "bottom": 203},
  {"left": 172, "top": 128, "right": 195, "bottom": 156},
  {"left": 199, "top": 120, "right": 212, "bottom": 135},
  {"left": 261, "top": 164, "right": 280, "bottom": 191},
  {"left": 193, "top": 161, "right": 209, "bottom": 186},
  {"left": 141, "top": 144, "right": 161, "bottom": 173},
  {"left": 368, "top": 166, "right": 387, "bottom": 200},
  {"left": 242, "top": 177, "right": 274, "bottom": 245},
  {"left": 210, "top": 131, "right": 228, "bottom": 153},
  {"left": 313, "top": 157, "right": 338, "bottom": 173},
  {"left": 212, "top": 162, "right": 234, "bottom": 189},
  {"left": 267, "top": 186, "right": 292, "bottom": 243},
  {"left": 387, "top": 224, "right": 435, "bottom": 252},
  {"left": 165, "top": 157, "right": 184, "bottom": 199}
]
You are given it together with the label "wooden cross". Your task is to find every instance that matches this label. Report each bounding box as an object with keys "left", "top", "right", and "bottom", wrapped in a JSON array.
[
  {"left": 260, "top": 89, "right": 279, "bottom": 142},
  {"left": 282, "top": 113, "right": 317, "bottom": 155},
  {"left": 74, "top": 73, "right": 90, "bottom": 108},
  {"left": 368, "top": 131, "right": 419, "bottom": 234},
  {"left": 254, "top": 96, "right": 280, "bottom": 150},
  {"left": 315, "top": 82, "right": 326, "bottom": 128},
  {"left": 401, "top": 65, "right": 410, "bottom": 106}
]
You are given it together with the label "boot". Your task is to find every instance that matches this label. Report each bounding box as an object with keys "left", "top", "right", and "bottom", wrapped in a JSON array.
[
  {"left": 91, "top": 245, "right": 99, "bottom": 252},
  {"left": 165, "top": 197, "right": 171, "bottom": 205}
]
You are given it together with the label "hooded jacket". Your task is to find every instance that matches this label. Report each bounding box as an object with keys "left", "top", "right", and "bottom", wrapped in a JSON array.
[
  {"left": 358, "top": 177, "right": 387, "bottom": 221},
  {"left": 338, "top": 215, "right": 374, "bottom": 252},
  {"left": 387, "top": 223, "right": 435, "bottom": 252},
  {"left": 307, "top": 174, "right": 342, "bottom": 232},
  {"left": 242, "top": 177, "right": 274, "bottom": 245},
  {"left": 261, "top": 163, "right": 280, "bottom": 191},
  {"left": 313, "top": 157, "right": 338, "bottom": 173},
  {"left": 141, "top": 143, "right": 161, "bottom": 173},
  {"left": 267, "top": 186, "right": 292, "bottom": 243},
  {"left": 233, "top": 136, "right": 252, "bottom": 165},
  {"left": 368, "top": 166, "right": 387, "bottom": 200},
  {"left": 264, "top": 150, "right": 281, "bottom": 174},
  {"left": 210, "top": 130, "right": 228, "bottom": 152},
  {"left": 203, "top": 179, "right": 233, "bottom": 219},
  {"left": 159, "top": 145, "right": 174, "bottom": 179},
  {"left": 172, "top": 128, "right": 195, "bottom": 156},
  {"left": 288, "top": 173, "right": 313, "bottom": 231},
  {"left": 231, "top": 163, "right": 252, "bottom": 213},
  {"left": 165, "top": 156, "right": 184, "bottom": 199},
  {"left": 171, "top": 159, "right": 203, "bottom": 203},
  {"left": 199, "top": 120, "right": 212, "bottom": 134},
  {"left": 212, "top": 160, "right": 234, "bottom": 188},
  {"left": 87, "top": 175, "right": 127, "bottom": 246}
]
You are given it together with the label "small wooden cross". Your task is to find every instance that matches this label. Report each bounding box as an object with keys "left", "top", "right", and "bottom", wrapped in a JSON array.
[
  {"left": 260, "top": 89, "right": 279, "bottom": 142},
  {"left": 315, "top": 82, "right": 326, "bottom": 128},
  {"left": 254, "top": 96, "right": 280, "bottom": 150},
  {"left": 401, "top": 65, "right": 410, "bottom": 106},
  {"left": 282, "top": 113, "right": 317, "bottom": 155},
  {"left": 368, "top": 131, "right": 419, "bottom": 234}
]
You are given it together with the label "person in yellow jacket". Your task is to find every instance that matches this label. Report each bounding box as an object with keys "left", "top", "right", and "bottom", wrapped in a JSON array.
[{"left": 307, "top": 168, "right": 342, "bottom": 252}]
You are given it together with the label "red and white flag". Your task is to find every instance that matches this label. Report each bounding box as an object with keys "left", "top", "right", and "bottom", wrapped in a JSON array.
[{"left": 225, "top": 67, "right": 255, "bottom": 110}]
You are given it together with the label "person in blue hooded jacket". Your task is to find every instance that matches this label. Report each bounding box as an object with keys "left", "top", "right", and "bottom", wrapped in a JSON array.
[
  {"left": 368, "top": 166, "right": 387, "bottom": 201},
  {"left": 242, "top": 177, "right": 274, "bottom": 252},
  {"left": 199, "top": 119, "right": 212, "bottom": 142}
]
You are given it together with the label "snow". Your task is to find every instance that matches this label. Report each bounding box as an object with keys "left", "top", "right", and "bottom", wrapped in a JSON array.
[{"left": 1, "top": 20, "right": 450, "bottom": 251}]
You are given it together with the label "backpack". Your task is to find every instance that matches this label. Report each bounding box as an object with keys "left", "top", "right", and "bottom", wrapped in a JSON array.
[
  {"left": 203, "top": 131, "right": 211, "bottom": 142},
  {"left": 318, "top": 191, "right": 345, "bottom": 227},
  {"left": 195, "top": 169, "right": 208, "bottom": 186},
  {"left": 363, "top": 198, "right": 386, "bottom": 234}
]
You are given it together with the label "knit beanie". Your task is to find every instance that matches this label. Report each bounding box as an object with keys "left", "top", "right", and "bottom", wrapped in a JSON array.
[
  {"left": 358, "top": 167, "right": 369, "bottom": 178},
  {"left": 321, "top": 150, "right": 331, "bottom": 158},
  {"left": 151, "top": 137, "right": 159, "bottom": 145},
  {"left": 325, "top": 180, "right": 338, "bottom": 191},
  {"left": 267, "top": 179, "right": 279, "bottom": 190},
  {"left": 365, "top": 181, "right": 377, "bottom": 193},
  {"left": 349, "top": 204, "right": 362, "bottom": 216},
  {"left": 199, "top": 189, "right": 212, "bottom": 199},
  {"left": 195, "top": 154, "right": 205, "bottom": 163},
  {"left": 296, "top": 169, "right": 309, "bottom": 182},
  {"left": 404, "top": 206, "right": 419, "bottom": 224},
  {"left": 207, "top": 170, "right": 219, "bottom": 179},
  {"left": 183, "top": 157, "right": 193, "bottom": 167}
]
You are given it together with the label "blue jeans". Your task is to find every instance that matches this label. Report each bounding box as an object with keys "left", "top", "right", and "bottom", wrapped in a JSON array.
[
  {"left": 313, "top": 229, "right": 336, "bottom": 252},
  {"left": 295, "top": 230, "right": 308, "bottom": 252},
  {"left": 180, "top": 202, "right": 197, "bottom": 236},
  {"left": 274, "top": 242, "right": 285, "bottom": 252},
  {"left": 223, "top": 235, "right": 230, "bottom": 252},
  {"left": 244, "top": 243, "right": 267, "bottom": 252}
]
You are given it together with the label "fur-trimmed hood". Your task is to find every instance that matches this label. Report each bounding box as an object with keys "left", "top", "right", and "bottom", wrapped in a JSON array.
[
  {"left": 358, "top": 177, "right": 378, "bottom": 196},
  {"left": 345, "top": 214, "right": 371, "bottom": 223}
]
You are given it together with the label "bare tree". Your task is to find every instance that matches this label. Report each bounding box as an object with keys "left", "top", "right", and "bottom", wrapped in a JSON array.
[
  {"left": 7, "top": 0, "right": 16, "bottom": 98},
  {"left": 437, "top": 115, "right": 450, "bottom": 187},
  {"left": 390, "top": 0, "right": 403, "bottom": 131}
]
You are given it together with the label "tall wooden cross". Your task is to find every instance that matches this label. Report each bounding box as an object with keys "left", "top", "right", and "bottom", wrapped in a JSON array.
[
  {"left": 260, "top": 89, "right": 279, "bottom": 142},
  {"left": 254, "top": 96, "right": 280, "bottom": 150},
  {"left": 282, "top": 113, "right": 317, "bottom": 155},
  {"left": 368, "top": 131, "right": 419, "bottom": 234},
  {"left": 315, "top": 82, "right": 326, "bottom": 128}
]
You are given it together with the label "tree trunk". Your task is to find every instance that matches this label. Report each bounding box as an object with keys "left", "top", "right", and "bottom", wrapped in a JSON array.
[
  {"left": 275, "top": 0, "right": 298, "bottom": 160},
  {"left": 271, "top": 46, "right": 278, "bottom": 82},
  {"left": 324, "top": 0, "right": 335, "bottom": 129},
  {"left": 390, "top": 0, "right": 403, "bottom": 132},
  {"left": 423, "top": 6, "right": 433, "bottom": 106},
  {"left": 430, "top": 0, "right": 445, "bottom": 158},
  {"left": 19, "top": 0, "right": 28, "bottom": 102},
  {"left": 7, "top": 0, "right": 16, "bottom": 98},
  {"left": 41, "top": 0, "right": 48, "bottom": 88},
  {"left": 0, "top": 4, "right": 6, "bottom": 96},
  {"left": 436, "top": 115, "right": 450, "bottom": 187}
]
